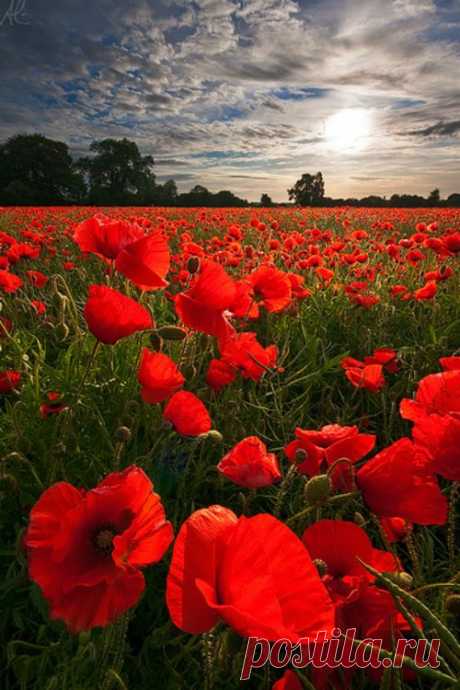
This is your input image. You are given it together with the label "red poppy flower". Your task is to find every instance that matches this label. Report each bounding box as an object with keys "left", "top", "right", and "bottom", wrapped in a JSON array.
[
  {"left": 205, "top": 358, "right": 237, "bottom": 391},
  {"left": 439, "top": 356, "right": 460, "bottom": 371},
  {"left": 303, "top": 520, "right": 399, "bottom": 609},
  {"left": 84, "top": 285, "right": 153, "bottom": 345},
  {"left": 414, "top": 280, "right": 437, "bottom": 301},
  {"left": 400, "top": 369, "right": 460, "bottom": 422},
  {"left": 138, "top": 349, "right": 184, "bottom": 404},
  {"left": 0, "top": 270, "right": 23, "bottom": 293},
  {"left": 344, "top": 363, "right": 385, "bottom": 393},
  {"left": 166, "top": 506, "right": 334, "bottom": 641},
  {"left": 31, "top": 300, "right": 46, "bottom": 315},
  {"left": 219, "top": 331, "right": 278, "bottom": 382},
  {"left": 357, "top": 438, "right": 447, "bottom": 525},
  {"left": 175, "top": 260, "right": 236, "bottom": 339},
  {"left": 218, "top": 436, "right": 281, "bottom": 489},
  {"left": 284, "top": 424, "right": 375, "bottom": 488},
  {"left": 379, "top": 517, "right": 411, "bottom": 543},
  {"left": 248, "top": 265, "right": 292, "bottom": 312},
  {"left": 40, "top": 391, "right": 69, "bottom": 418},
  {"left": 26, "top": 270, "right": 49, "bottom": 288},
  {"left": 115, "top": 231, "right": 170, "bottom": 291},
  {"left": 25, "top": 466, "right": 173, "bottom": 632},
  {"left": 400, "top": 368, "right": 460, "bottom": 480},
  {"left": 303, "top": 520, "right": 407, "bottom": 689},
  {"left": 74, "top": 215, "right": 144, "bottom": 261},
  {"left": 163, "top": 391, "right": 211, "bottom": 436},
  {"left": 364, "top": 347, "right": 399, "bottom": 373},
  {"left": 0, "top": 370, "right": 21, "bottom": 393}
]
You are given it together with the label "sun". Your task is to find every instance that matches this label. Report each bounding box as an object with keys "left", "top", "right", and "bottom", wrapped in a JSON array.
[{"left": 324, "top": 108, "right": 373, "bottom": 152}]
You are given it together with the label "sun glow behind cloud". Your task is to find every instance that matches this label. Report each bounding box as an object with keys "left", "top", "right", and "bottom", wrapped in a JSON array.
[{"left": 324, "top": 109, "right": 374, "bottom": 153}]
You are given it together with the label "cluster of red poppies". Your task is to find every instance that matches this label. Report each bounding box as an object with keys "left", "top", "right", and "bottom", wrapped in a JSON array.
[{"left": 0, "top": 206, "right": 459, "bottom": 688}]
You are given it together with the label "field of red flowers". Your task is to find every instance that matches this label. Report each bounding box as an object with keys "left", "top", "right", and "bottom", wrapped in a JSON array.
[{"left": 1, "top": 205, "right": 460, "bottom": 690}]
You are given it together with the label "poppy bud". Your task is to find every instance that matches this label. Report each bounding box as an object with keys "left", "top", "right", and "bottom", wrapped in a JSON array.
[
  {"left": 313, "top": 558, "right": 328, "bottom": 577},
  {"left": 204, "top": 429, "right": 223, "bottom": 443},
  {"left": 115, "top": 426, "right": 132, "bottom": 442},
  {"left": 295, "top": 448, "right": 308, "bottom": 464},
  {"left": 0, "top": 473, "right": 18, "bottom": 493},
  {"left": 187, "top": 256, "right": 200, "bottom": 274},
  {"left": 304, "top": 474, "right": 331, "bottom": 505},
  {"left": 354, "top": 511, "right": 366, "bottom": 527},
  {"left": 385, "top": 572, "right": 413, "bottom": 590},
  {"left": 446, "top": 595, "right": 460, "bottom": 616},
  {"left": 156, "top": 326, "right": 187, "bottom": 341},
  {"left": 149, "top": 332, "right": 163, "bottom": 350}
]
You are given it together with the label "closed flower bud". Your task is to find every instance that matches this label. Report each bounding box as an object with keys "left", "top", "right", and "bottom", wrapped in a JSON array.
[
  {"left": 205, "top": 430, "right": 223, "bottom": 443},
  {"left": 304, "top": 474, "right": 331, "bottom": 505},
  {"left": 187, "top": 256, "right": 200, "bottom": 274},
  {"left": 313, "top": 558, "right": 328, "bottom": 577},
  {"left": 354, "top": 511, "right": 366, "bottom": 527},
  {"left": 156, "top": 326, "right": 187, "bottom": 341},
  {"left": 385, "top": 571, "right": 413, "bottom": 590},
  {"left": 115, "top": 426, "right": 132, "bottom": 442},
  {"left": 446, "top": 594, "right": 460, "bottom": 616}
]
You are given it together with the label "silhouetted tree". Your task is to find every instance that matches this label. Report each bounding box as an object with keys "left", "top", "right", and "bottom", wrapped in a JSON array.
[
  {"left": 447, "top": 193, "right": 460, "bottom": 207},
  {"left": 260, "top": 193, "right": 273, "bottom": 207},
  {"left": 0, "top": 134, "right": 85, "bottom": 204},
  {"left": 428, "top": 188, "right": 441, "bottom": 206},
  {"left": 76, "top": 138, "right": 155, "bottom": 204},
  {"left": 288, "top": 172, "right": 325, "bottom": 206}
]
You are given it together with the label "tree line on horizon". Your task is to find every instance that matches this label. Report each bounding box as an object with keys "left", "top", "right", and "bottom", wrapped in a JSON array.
[{"left": 1, "top": 133, "right": 459, "bottom": 208}]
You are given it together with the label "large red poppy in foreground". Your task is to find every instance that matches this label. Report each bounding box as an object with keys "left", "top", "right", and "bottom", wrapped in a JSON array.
[
  {"left": 166, "top": 506, "right": 335, "bottom": 641},
  {"left": 25, "top": 466, "right": 173, "bottom": 632}
]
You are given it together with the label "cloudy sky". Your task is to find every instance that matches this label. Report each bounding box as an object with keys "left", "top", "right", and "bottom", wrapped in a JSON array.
[{"left": 0, "top": 0, "right": 459, "bottom": 201}]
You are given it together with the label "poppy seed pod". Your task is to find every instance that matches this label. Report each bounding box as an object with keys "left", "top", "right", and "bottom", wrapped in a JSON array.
[
  {"left": 187, "top": 256, "right": 200, "bottom": 274},
  {"left": 304, "top": 474, "right": 331, "bottom": 505},
  {"left": 295, "top": 448, "right": 308, "bottom": 464},
  {"left": 115, "top": 426, "right": 132, "bottom": 442}
]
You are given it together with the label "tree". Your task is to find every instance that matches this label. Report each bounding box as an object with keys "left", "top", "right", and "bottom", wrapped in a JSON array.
[
  {"left": 0, "top": 134, "right": 85, "bottom": 204},
  {"left": 288, "top": 172, "right": 325, "bottom": 206},
  {"left": 447, "top": 193, "right": 460, "bottom": 207},
  {"left": 76, "top": 138, "right": 155, "bottom": 204},
  {"left": 428, "top": 188, "right": 441, "bottom": 206},
  {"left": 260, "top": 193, "right": 273, "bottom": 207}
]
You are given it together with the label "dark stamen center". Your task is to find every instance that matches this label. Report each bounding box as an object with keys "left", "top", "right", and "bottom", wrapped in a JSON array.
[{"left": 94, "top": 527, "right": 116, "bottom": 555}]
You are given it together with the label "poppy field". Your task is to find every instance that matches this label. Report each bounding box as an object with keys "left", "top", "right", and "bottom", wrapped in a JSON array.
[{"left": 1, "top": 205, "right": 460, "bottom": 690}]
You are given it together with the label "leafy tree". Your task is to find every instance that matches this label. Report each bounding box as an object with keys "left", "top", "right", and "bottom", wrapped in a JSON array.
[
  {"left": 76, "top": 138, "right": 155, "bottom": 204},
  {"left": 288, "top": 172, "right": 325, "bottom": 206},
  {"left": 428, "top": 188, "right": 441, "bottom": 206},
  {"left": 0, "top": 134, "right": 85, "bottom": 204},
  {"left": 150, "top": 179, "right": 178, "bottom": 205},
  {"left": 260, "top": 193, "right": 273, "bottom": 207}
]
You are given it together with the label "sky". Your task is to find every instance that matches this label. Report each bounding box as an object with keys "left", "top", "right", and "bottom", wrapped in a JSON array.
[{"left": 0, "top": 0, "right": 459, "bottom": 202}]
